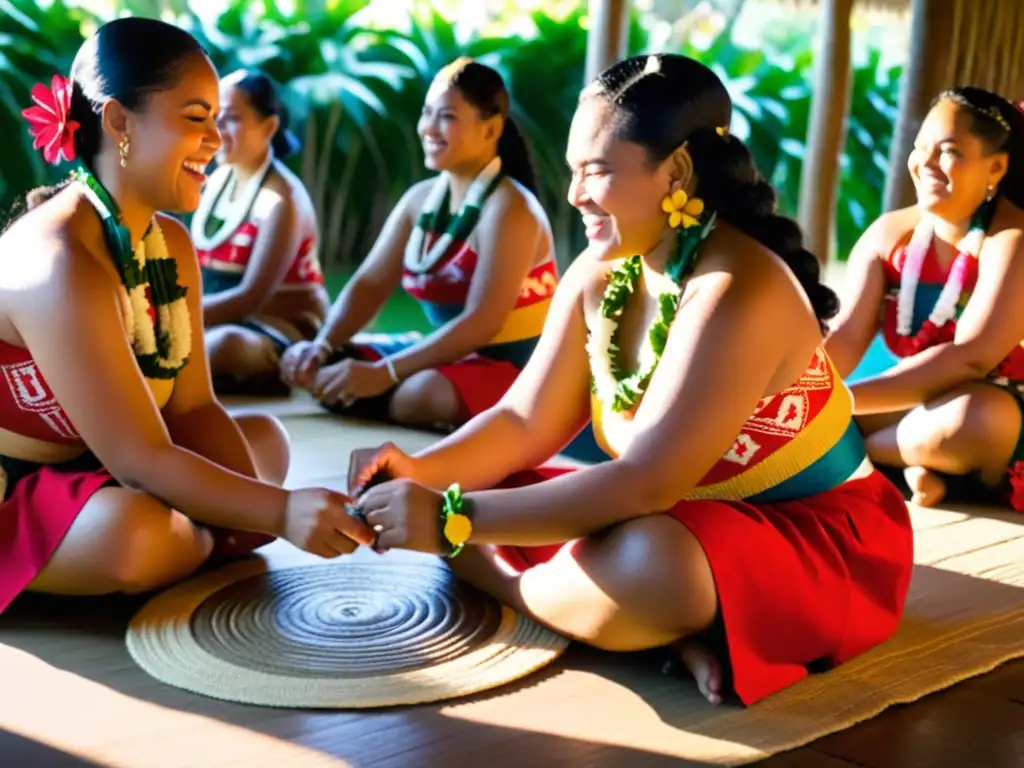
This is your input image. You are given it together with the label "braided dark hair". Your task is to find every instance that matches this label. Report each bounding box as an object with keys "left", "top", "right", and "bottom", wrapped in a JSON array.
[
  {"left": 581, "top": 54, "right": 839, "bottom": 332},
  {"left": 933, "top": 86, "right": 1024, "bottom": 208}
]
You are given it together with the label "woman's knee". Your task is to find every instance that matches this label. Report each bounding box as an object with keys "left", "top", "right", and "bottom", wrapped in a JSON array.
[
  {"left": 49, "top": 488, "right": 213, "bottom": 594},
  {"left": 233, "top": 412, "right": 290, "bottom": 484},
  {"left": 587, "top": 515, "right": 717, "bottom": 634},
  {"left": 519, "top": 515, "right": 718, "bottom": 651},
  {"left": 388, "top": 370, "right": 462, "bottom": 426},
  {"left": 206, "top": 326, "right": 276, "bottom": 375},
  {"left": 112, "top": 491, "right": 213, "bottom": 592},
  {"left": 897, "top": 385, "right": 1021, "bottom": 472}
]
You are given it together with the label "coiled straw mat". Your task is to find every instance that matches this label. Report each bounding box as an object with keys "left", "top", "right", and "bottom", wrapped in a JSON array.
[{"left": 125, "top": 554, "right": 569, "bottom": 709}]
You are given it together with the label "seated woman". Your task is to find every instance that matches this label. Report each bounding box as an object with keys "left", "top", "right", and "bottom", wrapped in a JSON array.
[
  {"left": 345, "top": 55, "right": 913, "bottom": 706},
  {"left": 0, "top": 18, "right": 371, "bottom": 614},
  {"left": 279, "top": 58, "right": 557, "bottom": 431},
  {"left": 192, "top": 68, "right": 329, "bottom": 395},
  {"left": 825, "top": 87, "right": 1024, "bottom": 509}
]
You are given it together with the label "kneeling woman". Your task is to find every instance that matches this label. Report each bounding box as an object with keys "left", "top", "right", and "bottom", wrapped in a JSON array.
[
  {"left": 193, "top": 69, "right": 329, "bottom": 395},
  {"left": 825, "top": 88, "right": 1024, "bottom": 509},
  {"left": 347, "top": 56, "right": 913, "bottom": 706},
  {"left": 279, "top": 58, "right": 557, "bottom": 431}
]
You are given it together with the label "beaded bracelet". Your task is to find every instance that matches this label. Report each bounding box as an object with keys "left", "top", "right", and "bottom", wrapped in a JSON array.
[{"left": 441, "top": 483, "right": 473, "bottom": 558}]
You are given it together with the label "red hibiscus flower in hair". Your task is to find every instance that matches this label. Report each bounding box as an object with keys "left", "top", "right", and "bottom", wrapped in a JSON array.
[{"left": 20, "top": 74, "right": 79, "bottom": 165}]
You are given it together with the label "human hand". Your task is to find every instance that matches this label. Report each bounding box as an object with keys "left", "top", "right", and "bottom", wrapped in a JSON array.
[
  {"left": 282, "top": 487, "right": 376, "bottom": 557},
  {"left": 280, "top": 339, "right": 329, "bottom": 389},
  {"left": 357, "top": 479, "right": 449, "bottom": 555},
  {"left": 313, "top": 358, "right": 393, "bottom": 407},
  {"left": 348, "top": 441, "right": 419, "bottom": 496}
]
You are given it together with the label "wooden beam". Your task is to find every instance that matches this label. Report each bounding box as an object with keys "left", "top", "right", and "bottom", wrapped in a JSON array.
[
  {"left": 585, "top": 0, "right": 630, "bottom": 85},
  {"left": 797, "top": 0, "right": 854, "bottom": 263},
  {"left": 883, "top": 0, "right": 951, "bottom": 211}
]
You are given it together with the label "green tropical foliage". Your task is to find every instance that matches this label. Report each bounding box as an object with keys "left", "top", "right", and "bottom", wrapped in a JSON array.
[{"left": 0, "top": 0, "right": 901, "bottom": 265}]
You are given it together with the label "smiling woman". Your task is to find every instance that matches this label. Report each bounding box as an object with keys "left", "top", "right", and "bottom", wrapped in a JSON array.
[
  {"left": 279, "top": 58, "right": 558, "bottom": 432},
  {"left": 345, "top": 54, "right": 913, "bottom": 708},
  {"left": 0, "top": 18, "right": 374, "bottom": 615},
  {"left": 825, "top": 88, "right": 1024, "bottom": 511},
  {"left": 193, "top": 69, "right": 329, "bottom": 396}
]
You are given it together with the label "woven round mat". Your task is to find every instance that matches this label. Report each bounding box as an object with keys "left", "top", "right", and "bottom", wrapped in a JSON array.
[{"left": 125, "top": 555, "right": 568, "bottom": 708}]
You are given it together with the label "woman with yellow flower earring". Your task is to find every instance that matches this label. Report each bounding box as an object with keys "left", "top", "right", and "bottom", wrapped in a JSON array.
[{"left": 346, "top": 55, "right": 912, "bottom": 708}]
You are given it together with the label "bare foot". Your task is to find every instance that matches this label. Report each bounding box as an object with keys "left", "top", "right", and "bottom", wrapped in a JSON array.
[
  {"left": 904, "top": 466, "right": 947, "bottom": 507},
  {"left": 666, "top": 640, "right": 724, "bottom": 705}
]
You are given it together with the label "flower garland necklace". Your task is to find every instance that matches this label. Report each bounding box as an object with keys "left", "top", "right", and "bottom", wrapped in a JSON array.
[
  {"left": 403, "top": 155, "right": 503, "bottom": 274},
  {"left": 893, "top": 198, "right": 995, "bottom": 357},
  {"left": 19, "top": 74, "right": 190, "bottom": 379},
  {"left": 73, "top": 166, "right": 191, "bottom": 379},
  {"left": 588, "top": 185, "right": 715, "bottom": 413},
  {"left": 190, "top": 149, "right": 275, "bottom": 251}
]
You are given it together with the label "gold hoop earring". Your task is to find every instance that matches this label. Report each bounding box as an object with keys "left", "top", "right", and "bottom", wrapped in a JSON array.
[{"left": 118, "top": 134, "right": 130, "bottom": 168}]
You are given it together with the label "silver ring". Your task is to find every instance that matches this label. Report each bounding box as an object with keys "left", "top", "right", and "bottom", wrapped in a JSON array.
[{"left": 345, "top": 503, "right": 384, "bottom": 548}]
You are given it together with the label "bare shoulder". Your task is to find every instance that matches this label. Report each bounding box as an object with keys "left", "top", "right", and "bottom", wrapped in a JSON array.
[
  {"left": 488, "top": 177, "right": 551, "bottom": 231},
  {"left": 265, "top": 162, "right": 313, "bottom": 219},
  {"left": 570, "top": 248, "right": 621, "bottom": 311},
  {"left": 697, "top": 223, "right": 795, "bottom": 296},
  {"left": 404, "top": 177, "right": 440, "bottom": 210},
  {"left": 863, "top": 205, "right": 919, "bottom": 259},
  {"left": 155, "top": 211, "right": 192, "bottom": 246},
  {"left": 980, "top": 197, "right": 1024, "bottom": 266},
  {"left": 694, "top": 224, "right": 823, "bottom": 373},
  {"left": 695, "top": 223, "right": 820, "bottom": 336},
  {"left": 155, "top": 212, "right": 201, "bottom": 278},
  {"left": 0, "top": 186, "right": 115, "bottom": 297}
]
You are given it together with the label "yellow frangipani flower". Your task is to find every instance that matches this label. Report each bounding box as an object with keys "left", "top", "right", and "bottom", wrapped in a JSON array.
[{"left": 661, "top": 187, "right": 705, "bottom": 229}]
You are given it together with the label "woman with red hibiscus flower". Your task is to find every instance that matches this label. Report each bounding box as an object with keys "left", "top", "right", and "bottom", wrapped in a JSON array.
[
  {"left": 0, "top": 18, "right": 373, "bottom": 615},
  {"left": 826, "top": 87, "right": 1024, "bottom": 511}
]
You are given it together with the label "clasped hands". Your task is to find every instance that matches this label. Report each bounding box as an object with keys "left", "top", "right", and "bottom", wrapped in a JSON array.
[
  {"left": 279, "top": 339, "right": 393, "bottom": 408},
  {"left": 283, "top": 442, "right": 450, "bottom": 558}
]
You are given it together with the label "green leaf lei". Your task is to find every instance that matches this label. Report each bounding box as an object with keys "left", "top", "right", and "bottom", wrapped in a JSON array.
[
  {"left": 587, "top": 209, "right": 717, "bottom": 413},
  {"left": 71, "top": 165, "right": 191, "bottom": 379}
]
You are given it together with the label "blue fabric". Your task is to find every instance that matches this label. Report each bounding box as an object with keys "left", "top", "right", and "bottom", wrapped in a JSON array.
[
  {"left": 748, "top": 420, "right": 868, "bottom": 503},
  {"left": 201, "top": 266, "right": 243, "bottom": 295}
]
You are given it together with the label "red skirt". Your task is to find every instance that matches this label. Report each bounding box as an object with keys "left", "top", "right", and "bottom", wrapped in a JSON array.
[
  {"left": 347, "top": 343, "right": 521, "bottom": 422},
  {"left": 434, "top": 355, "right": 521, "bottom": 420},
  {"left": 493, "top": 466, "right": 914, "bottom": 705},
  {"left": 0, "top": 454, "right": 272, "bottom": 614}
]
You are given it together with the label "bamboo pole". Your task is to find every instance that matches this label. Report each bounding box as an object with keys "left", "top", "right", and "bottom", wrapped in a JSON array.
[
  {"left": 883, "top": 0, "right": 951, "bottom": 211},
  {"left": 797, "top": 0, "right": 854, "bottom": 263},
  {"left": 584, "top": 0, "right": 630, "bottom": 86}
]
